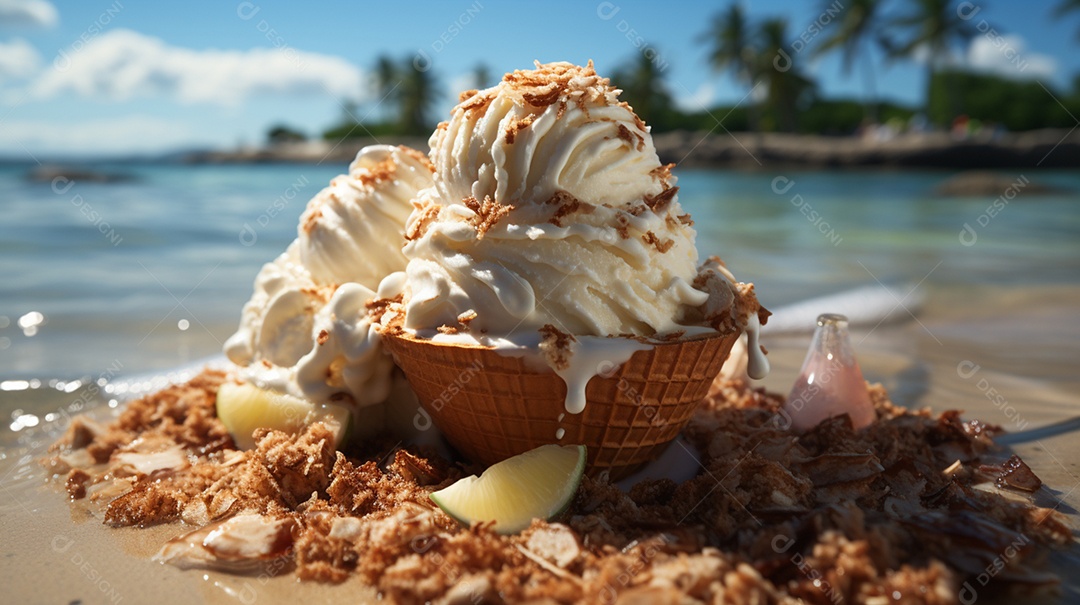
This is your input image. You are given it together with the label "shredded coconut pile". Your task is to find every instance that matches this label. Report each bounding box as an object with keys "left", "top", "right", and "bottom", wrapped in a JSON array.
[{"left": 46, "top": 370, "right": 1070, "bottom": 604}]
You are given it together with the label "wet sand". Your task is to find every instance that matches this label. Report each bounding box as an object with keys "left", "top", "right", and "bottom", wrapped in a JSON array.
[{"left": 2, "top": 281, "right": 1078, "bottom": 604}]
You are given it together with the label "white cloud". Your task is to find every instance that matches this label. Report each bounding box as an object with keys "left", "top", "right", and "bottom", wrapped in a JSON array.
[
  {"left": 448, "top": 73, "right": 475, "bottom": 98},
  {"left": 911, "top": 44, "right": 932, "bottom": 65},
  {"left": 32, "top": 29, "right": 366, "bottom": 105},
  {"left": 964, "top": 34, "right": 1056, "bottom": 80},
  {"left": 674, "top": 81, "right": 715, "bottom": 112},
  {"left": 0, "top": 0, "right": 57, "bottom": 27},
  {"left": 2, "top": 115, "right": 210, "bottom": 155},
  {"left": 0, "top": 38, "right": 41, "bottom": 79},
  {"left": 430, "top": 72, "right": 480, "bottom": 121},
  {"left": 904, "top": 34, "right": 1055, "bottom": 81}
]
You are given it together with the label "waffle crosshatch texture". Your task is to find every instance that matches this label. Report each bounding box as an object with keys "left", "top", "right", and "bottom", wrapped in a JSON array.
[{"left": 384, "top": 331, "right": 740, "bottom": 478}]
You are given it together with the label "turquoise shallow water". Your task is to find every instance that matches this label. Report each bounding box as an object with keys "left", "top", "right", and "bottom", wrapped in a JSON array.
[
  {"left": 1, "top": 163, "right": 1077, "bottom": 381},
  {"left": 1, "top": 162, "right": 1079, "bottom": 452}
]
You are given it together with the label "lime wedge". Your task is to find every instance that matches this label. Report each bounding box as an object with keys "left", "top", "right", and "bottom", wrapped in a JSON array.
[
  {"left": 216, "top": 381, "right": 350, "bottom": 450},
  {"left": 430, "top": 444, "right": 587, "bottom": 534}
]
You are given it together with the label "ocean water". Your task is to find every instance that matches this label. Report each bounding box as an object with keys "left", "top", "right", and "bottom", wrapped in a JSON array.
[
  {"left": 1, "top": 162, "right": 1078, "bottom": 431},
  {"left": 4, "top": 162, "right": 1080, "bottom": 603}
]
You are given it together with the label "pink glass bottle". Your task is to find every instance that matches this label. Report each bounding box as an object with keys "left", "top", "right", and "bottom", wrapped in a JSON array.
[{"left": 783, "top": 313, "right": 875, "bottom": 432}]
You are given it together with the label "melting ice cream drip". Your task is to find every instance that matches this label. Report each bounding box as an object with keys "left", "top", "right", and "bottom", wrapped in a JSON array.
[
  {"left": 783, "top": 313, "right": 875, "bottom": 432},
  {"left": 550, "top": 336, "right": 652, "bottom": 416},
  {"left": 745, "top": 312, "right": 770, "bottom": 380}
]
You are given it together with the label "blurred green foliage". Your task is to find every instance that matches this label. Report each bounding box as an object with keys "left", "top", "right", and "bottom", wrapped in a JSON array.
[
  {"left": 322, "top": 54, "right": 439, "bottom": 141},
  {"left": 928, "top": 70, "right": 1080, "bottom": 131},
  {"left": 310, "top": 1, "right": 1079, "bottom": 143},
  {"left": 266, "top": 124, "right": 306, "bottom": 144}
]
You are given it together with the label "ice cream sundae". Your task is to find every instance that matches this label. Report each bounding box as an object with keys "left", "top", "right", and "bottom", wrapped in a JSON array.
[
  {"left": 42, "top": 61, "right": 1071, "bottom": 605},
  {"left": 376, "top": 61, "right": 768, "bottom": 475}
]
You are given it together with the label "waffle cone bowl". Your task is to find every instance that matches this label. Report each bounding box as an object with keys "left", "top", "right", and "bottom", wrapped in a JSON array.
[{"left": 382, "top": 329, "right": 740, "bottom": 479}]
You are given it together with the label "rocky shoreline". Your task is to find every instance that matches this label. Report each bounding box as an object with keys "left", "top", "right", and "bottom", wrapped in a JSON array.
[
  {"left": 181, "top": 129, "right": 1080, "bottom": 169},
  {"left": 653, "top": 129, "right": 1080, "bottom": 169}
]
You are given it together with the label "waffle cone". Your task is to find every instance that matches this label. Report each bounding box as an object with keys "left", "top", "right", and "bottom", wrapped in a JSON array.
[{"left": 382, "top": 330, "right": 740, "bottom": 479}]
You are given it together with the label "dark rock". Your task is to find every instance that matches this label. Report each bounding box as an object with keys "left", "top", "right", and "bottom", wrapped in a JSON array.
[
  {"left": 933, "top": 171, "right": 1067, "bottom": 197},
  {"left": 26, "top": 165, "right": 134, "bottom": 184}
]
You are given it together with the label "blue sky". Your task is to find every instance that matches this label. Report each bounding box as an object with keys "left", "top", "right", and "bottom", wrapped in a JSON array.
[{"left": 0, "top": 0, "right": 1077, "bottom": 157}]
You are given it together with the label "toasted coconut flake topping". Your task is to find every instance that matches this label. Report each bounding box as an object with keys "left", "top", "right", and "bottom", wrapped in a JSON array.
[
  {"left": 545, "top": 190, "right": 592, "bottom": 227},
  {"left": 404, "top": 200, "right": 441, "bottom": 242},
  {"left": 538, "top": 323, "right": 576, "bottom": 371},
  {"left": 615, "top": 123, "right": 645, "bottom": 151},
  {"left": 504, "top": 113, "right": 535, "bottom": 145},
  {"left": 642, "top": 231, "right": 675, "bottom": 253},
  {"left": 643, "top": 186, "right": 678, "bottom": 212},
  {"left": 45, "top": 367, "right": 1071, "bottom": 603},
  {"left": 396, "top": 145, "right": 435, "bottom": 173},
  {"left": 499, "top": 60, "right": 618, "bottom": 112},
  {"left": 649, "top": 162, "right": 675, "bottom": 187},
  {"left": 354, "top": 155, "right": 397, "bottom": 189},
  {"left": 463, "top": 195, "right": 513, "bottom": 239}
]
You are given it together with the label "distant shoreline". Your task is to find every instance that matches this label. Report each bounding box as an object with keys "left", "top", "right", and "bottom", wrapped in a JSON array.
[{"left": 180, "top": 129, "right": 1080, "bottom": 169}]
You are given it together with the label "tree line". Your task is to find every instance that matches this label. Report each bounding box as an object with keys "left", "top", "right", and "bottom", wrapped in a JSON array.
[{"left": 267, "top": 0, "right": 1080, "bottom": 145}]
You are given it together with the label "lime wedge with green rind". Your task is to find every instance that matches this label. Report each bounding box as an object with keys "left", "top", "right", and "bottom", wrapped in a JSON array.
[{"left": 430, "top": 444, "right": 587, "bottom": 534}]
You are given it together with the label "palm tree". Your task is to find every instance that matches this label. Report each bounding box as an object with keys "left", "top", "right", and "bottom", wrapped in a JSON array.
[
  {"left": 757, "top": 18, "right": 815, "bottom": 132},
  {"left": 374, "top": 54, "right": 398, "bottom": 99},
  {"left": 399, "top": 60, "right": 439, "bottom": 135},
  {"left": 371, "top": 54, "right": 400, "bottom": 123},
  {"left": 813, "top": 0, "right": 883, "bottom": 122},
  {"left": 883, "top": 0, "right": 977, "bottom": 122},
  {"left": 700, "top": 4, "right": 760, "bottom": 129},
  {"left": 472, "top": 62, "right": 493, "bottom": 90},
  {"left": 612, "top": 52, "right": 675, "bottom": 130}
]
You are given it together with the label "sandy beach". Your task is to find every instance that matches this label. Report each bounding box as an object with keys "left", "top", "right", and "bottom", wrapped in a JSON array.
[
  {"left": 3, "top": 286, "right": 1079, "bottom": 603},
  {"left": 2, "top": 162, "right": 1078, "bottom": 602}
]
